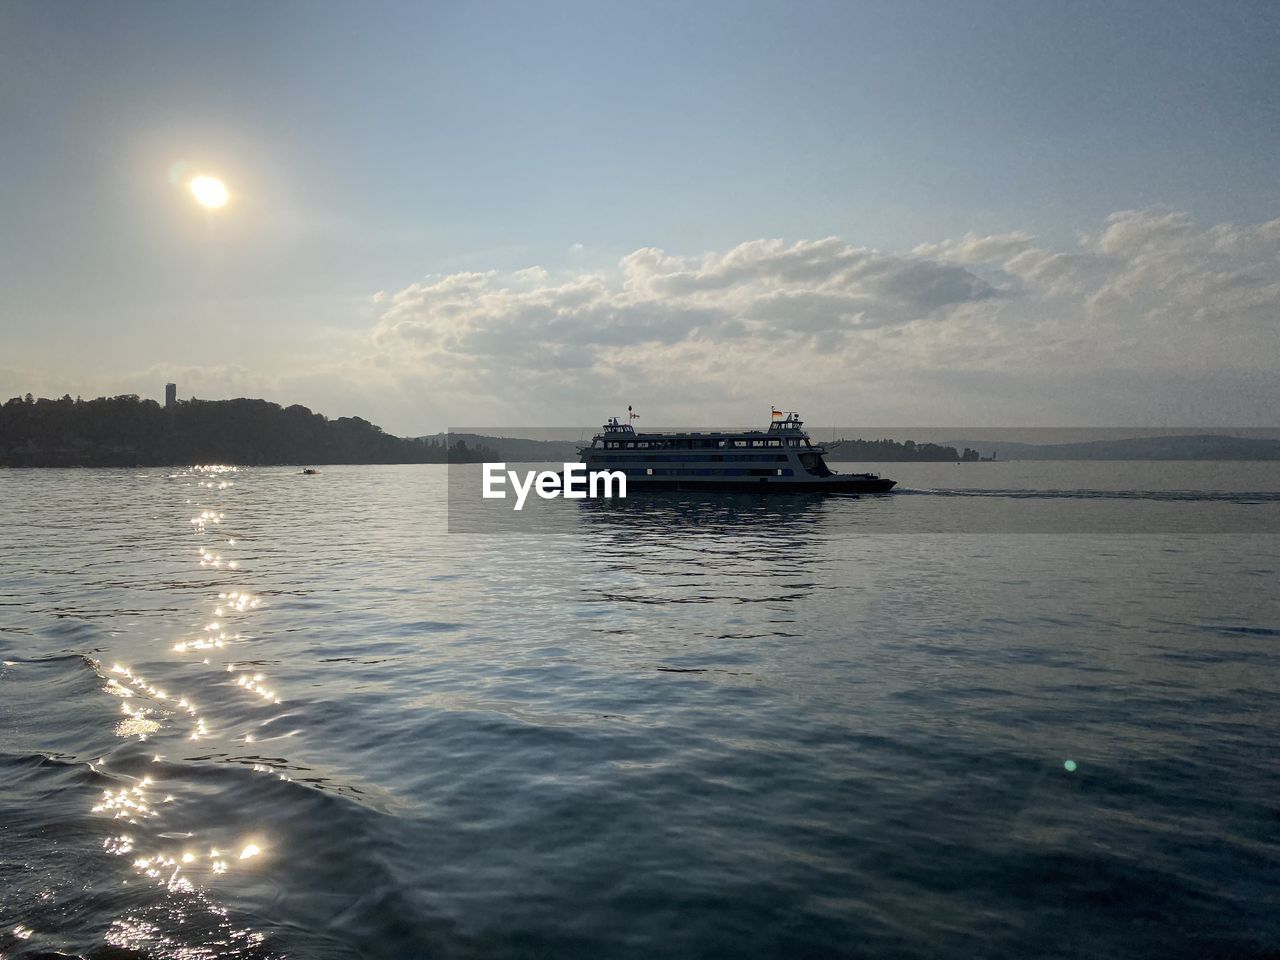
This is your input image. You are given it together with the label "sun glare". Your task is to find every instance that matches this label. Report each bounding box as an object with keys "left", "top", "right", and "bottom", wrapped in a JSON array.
[{"left": 190, "top": 176, "right": 229, "bottom": 209}]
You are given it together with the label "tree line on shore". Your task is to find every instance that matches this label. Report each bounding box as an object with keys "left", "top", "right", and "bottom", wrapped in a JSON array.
[
  {"left": 0, "top": 394, "right": 497, "bottom": 466},
  {"left": 827, "top": 438, "right": 980, "bottom": 461},
  {"left": 2, "top": 393, "right": 998, "bottom": 466}
]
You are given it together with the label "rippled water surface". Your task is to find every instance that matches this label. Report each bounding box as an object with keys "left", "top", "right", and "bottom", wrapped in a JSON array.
[{"left": 2, "top": 464, "right": 1278, "bottom": 959}]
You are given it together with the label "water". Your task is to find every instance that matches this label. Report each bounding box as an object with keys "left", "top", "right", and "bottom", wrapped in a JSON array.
[
  {"left": 451, "top": 460, "right": 1280, "bottom": 533},
  {"left": 1, "top": 463, "right": 1278, "bottom": 959}
]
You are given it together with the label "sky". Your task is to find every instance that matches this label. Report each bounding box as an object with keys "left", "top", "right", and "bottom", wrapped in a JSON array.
[{"left": 2, "top": 0, "right": 1278, "bottom": 433}]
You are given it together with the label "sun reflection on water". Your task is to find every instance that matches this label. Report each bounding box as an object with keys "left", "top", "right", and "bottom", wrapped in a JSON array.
[
  {"left": 228, "top": 666, "right": 282, "bottom": 705},
  {"left": 104, "top": 827, "right": 268, "bottom": 889},
  {"left": 81, "top": 463, "right": 285, "bottom": 956}
]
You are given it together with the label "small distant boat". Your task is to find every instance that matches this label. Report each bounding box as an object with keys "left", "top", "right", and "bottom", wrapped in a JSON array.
[{"left": 301, "top": 468, "right": 319, "bottom": 475}]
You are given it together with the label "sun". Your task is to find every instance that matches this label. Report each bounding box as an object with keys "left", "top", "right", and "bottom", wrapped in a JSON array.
[{"left": 190, "top": 175, "right": 229, "bottom": 209}]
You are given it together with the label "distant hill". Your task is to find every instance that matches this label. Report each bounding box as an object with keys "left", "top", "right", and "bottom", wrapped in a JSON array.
[
  {"left": 417, "top": 432, "right": 581, "bottom": 462},
  {"left": 421, "top": 433, "right": 982, "bottom": 462},
  {"left": 941, "top": 434, "right": 1280, "bottom": 460},
  {"left": 16, "top": 398, "right": 1270, "bottom": 467},
  {"left": 0, "top": 394, "right": 497, "bottom": 467},
  {"left": 826, "top": 438, "right": 975, "bottom": 462},
  {"left": 426, "top": 433, "right": 984, "bottom": 462},
  {"left": 437, "top": 430, "right": 1280, "bottom": 463},
  {"left": 420, "top": 433, "right": 996, "bottom": 462}
]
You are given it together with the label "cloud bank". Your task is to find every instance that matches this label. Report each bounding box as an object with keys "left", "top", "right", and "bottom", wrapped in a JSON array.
[
  {"left": 9, "top": 209, "right": 1278, "bottom": 431},
  {"left": 364, "top": 208, "right": 1279, "bottom": 428}
]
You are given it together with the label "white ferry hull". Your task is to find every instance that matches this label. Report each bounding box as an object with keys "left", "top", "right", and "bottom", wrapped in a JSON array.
[{"left": 619, "top": 475, "right": 896, "bottom": 494}]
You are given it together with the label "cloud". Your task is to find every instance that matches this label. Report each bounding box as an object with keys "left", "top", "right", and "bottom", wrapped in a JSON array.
[
  {"left": 374, "top": 237, "right": 1000, "bottom": 363},
  {"left": 361, "top": 209, "right": 1280, "bottom": 427},
  {"left": 6, "top": 209, "right": 1277, "bottom": 431}
]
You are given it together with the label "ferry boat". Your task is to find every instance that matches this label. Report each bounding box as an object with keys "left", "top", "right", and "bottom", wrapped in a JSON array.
[{"left": 579, "top": 411, "right": 896, "bottom": 493}]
